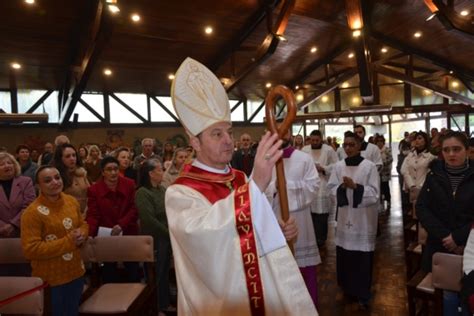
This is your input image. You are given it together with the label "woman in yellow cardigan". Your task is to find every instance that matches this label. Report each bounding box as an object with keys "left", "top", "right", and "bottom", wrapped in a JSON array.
[{"left": 21, "top": 165, "right": 88, "bottom": 316}]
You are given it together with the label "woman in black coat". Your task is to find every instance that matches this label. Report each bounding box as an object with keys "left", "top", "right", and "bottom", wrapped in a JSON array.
[{"left": 416, "top": 131, "right": 474, "bottom": 315}]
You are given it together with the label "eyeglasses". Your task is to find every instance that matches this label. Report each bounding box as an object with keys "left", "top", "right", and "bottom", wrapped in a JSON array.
[
  {"left": 342, "top": 143, "right": 356, "bottom": 148},
  {"left": 442, "top": 146, "right": 464, "bottom": 154}
]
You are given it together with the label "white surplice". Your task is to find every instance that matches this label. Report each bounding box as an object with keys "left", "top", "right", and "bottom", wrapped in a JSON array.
[
  {"left": 165, "top": 161, "right": 318, "bottom": 316},
  {"left": 327, "top": 159, "right": 380, "bottom": 252},
  {"left": 265, "top": 149, "right": 321, "bottom": 268},
  {"left": 302, "top": 144, "right": 338, "bottom": 215}
]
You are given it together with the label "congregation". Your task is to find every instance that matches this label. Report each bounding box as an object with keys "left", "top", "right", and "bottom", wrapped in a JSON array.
[{"left": 1, "top": 124, "right": 474, "bottom": 315}]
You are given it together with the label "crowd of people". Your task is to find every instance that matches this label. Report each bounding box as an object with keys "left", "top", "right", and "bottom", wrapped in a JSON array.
[
  {"left": 1, "top": 124, "right": 474, "bottom": 315},
  {"left": 2, "top": 56, "right": 474, "bottom": 316}
]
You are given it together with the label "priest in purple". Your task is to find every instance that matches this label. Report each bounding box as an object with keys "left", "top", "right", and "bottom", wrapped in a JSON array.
[{"left": 265, "top": 126, "right": 321, "bottom": 307}]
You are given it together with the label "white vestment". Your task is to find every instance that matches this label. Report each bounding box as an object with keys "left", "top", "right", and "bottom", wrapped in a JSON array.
[
  {"left": 265, "top": 149, "right": 321, "bottom": 267},
  {"left": 302, "top": 144, "right": 338, "bottom": 215},
  {"left": 327, "top": 159, "right": 380, "bottom": 252},
  {"left": 165, "top": 161, "right": 318, "bottom": 316}
]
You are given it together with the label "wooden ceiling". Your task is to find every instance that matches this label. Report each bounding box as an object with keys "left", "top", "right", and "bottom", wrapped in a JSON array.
[{"left": 0, "top": 0, "right": 473, "bottom": 115}]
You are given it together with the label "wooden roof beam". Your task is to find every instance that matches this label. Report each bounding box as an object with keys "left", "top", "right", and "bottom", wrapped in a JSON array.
[
  {"left": 373, "top": 64, "right": 474, "bottom": 106},
  {"left": 308, "top": 67, "right": 355, "bottom": 86},
  {"left": 298, "top": 68, "right": 358, "bottom": 111},
  {"left": 59, "top": 0, "right": 114, "bottom": 125},
  {"left": 425, "top": 0, "right": 474, "bottom": 37},
  {"left": 345, "top": 0, "right": 372, "bottom": 102},
  {"left": 209, "top": 0, "right": 280, "bottom": 72},
  {"left": 225, "top": 0, "right": 295, "bottom": 93},
  {"left": 371, "top": 31, "right": 474, "bottom": 81},
  {"left": 295, "top": 103, "right": 471, "bottom": 121},
  {"left": 287, "top": 42, "right": 351, "bottom": 88}
]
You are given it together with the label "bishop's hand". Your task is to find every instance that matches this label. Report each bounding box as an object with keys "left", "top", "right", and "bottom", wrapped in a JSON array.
[{"left": 252, "top": 132, "right": 283, "bottom": 192}]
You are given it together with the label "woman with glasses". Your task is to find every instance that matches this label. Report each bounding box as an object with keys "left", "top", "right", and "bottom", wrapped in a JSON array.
[
  {"left": 86, "top": 156, "right": 139, "bottom": 282},
  {"left": 417, "top": 131, "right": 474, "bottom": 316}
]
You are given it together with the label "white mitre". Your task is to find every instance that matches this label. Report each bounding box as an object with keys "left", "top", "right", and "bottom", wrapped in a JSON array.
[{"left": 171, "top": 57, "right": 231, "bottom": 136}]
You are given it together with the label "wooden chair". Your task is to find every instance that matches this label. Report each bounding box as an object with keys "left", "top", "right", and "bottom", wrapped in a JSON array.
[
  {"left": 407, "top": 252, "right": 463, "bottom": 316},
  {"left": 0, "top": 276, "right": 44, "bottom": 315},
  {"left": 431, "top": 252, "right": 463, "bottom": 316},
  {"left": 0, "top": 238, "right": 28, "bottom": 265},
  {"left": 406, "top": 224, "right": 427, "bottom": 279},
  {"left": 79, "top": 236, "right": 157, "bottom": 316}
]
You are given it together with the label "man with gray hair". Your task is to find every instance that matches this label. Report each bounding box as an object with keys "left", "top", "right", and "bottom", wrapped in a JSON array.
[
  {"left": 231, "top": 133, "right": 256, "bottom": 177},
  {"left": 133, "top": 138, "right": 158, "bottom": 169}
]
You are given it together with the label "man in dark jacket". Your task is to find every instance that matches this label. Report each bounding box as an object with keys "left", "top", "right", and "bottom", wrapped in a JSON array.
[{"left": 231, "top": 133, "right": 256, "bottom": 177}]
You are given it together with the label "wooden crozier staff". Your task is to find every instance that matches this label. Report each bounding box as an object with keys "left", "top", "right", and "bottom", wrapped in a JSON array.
[{"left": 265, "top": 85, "right": 297, "bottom": 254}]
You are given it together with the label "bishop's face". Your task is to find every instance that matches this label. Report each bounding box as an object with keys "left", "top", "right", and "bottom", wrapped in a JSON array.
[{"left": 192, "top": 121, "right": 234, "bottom": 169}]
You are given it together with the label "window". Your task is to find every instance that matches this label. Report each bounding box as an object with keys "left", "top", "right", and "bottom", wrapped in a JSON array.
[
  {"left": 0, "top": 92, "right": 11, "bottom": 113},
  {"left": 17, "top": 90, "right": 59, "bottom": 123},
  {"left": 230, "top": 100, "right": 244, "bottom": 122}
]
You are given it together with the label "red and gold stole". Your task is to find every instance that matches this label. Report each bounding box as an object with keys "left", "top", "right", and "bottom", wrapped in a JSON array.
[{"left": 174, "top": 164, "right": 265, "bottom": 315}]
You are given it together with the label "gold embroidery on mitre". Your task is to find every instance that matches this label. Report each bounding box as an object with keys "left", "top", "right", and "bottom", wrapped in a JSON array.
[{"left": 171, "top": 57, "right": 230, "bottom": 136}]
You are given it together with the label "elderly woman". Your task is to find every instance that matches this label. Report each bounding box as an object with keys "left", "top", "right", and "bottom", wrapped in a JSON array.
[
  {"left": 417, "top": 131, "right": 474, "bottom": 316},
  {"left": 0, "top": 152, "right": 36, "bottom": 239},
  {"left": 162, "top": 148, "right": 187, "bottom": 188},
  {"left": 136, "top": 159, "right": 174, "bottom": 315},
  {"left": 52, "top": 144, "right": 90, "bottom": 215}
]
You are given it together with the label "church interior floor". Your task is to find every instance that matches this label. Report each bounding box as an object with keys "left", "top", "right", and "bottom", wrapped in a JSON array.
[{"left": 317, "top": 181, "right": 408, "bottom": 316}]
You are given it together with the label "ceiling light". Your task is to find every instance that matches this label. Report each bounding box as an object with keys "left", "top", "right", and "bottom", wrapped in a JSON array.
[
  {"left": 414, "top": 31, "right": 422, "bottom": 38},
  {"left": 449, "top": 70, "right": 454, "bottom": 74},
  {"left": 265, "top": 82, "right": 272, "bottom": 88},
  {"left": 352, "top": 29, "right": 361, "bottom": 38},
  {"left": 295, "top": 85, "right": 299, "bottom": 90},
  {"left": 168, "top": 74, "right": 175, "bottom": 80},
  {"left": 460, "top": 10, "right": 469, "bottom": 16},
  {"left": 341, "top": 82, "right": 349, "bottom": 88},
  {"left": 381, "top": 47, "right": 388, "bottom": 53},
  {"left": 348, "top": 53, "right": 354, "bottom": 58},
  {"left": 106, "top": 0, "right": 117, "bottom": 3},
  {"left": 25, "top": 0, "right": 35, "bottom": 4},
  {"left": 352, "top": 20, "right": 362, "bottom": 29},
  {"left": 108, "top": 5, "right": 120, "bottom": 14},
  {"left": 11, "top": 62, "right": 21, "bottom": 70},
  {"left": 352, "top": 97, "right": 360, "bottom": 104},
  {"left": 397, "top": 80, "right": 403, "bottom": 83},
  {"left": 310, "top": 46, "right": 317, "bottom": 53},
  {"left": 321, "top": 96, "right": 329, "bottom": 103},
  {"left": 423, "top": 89, "right": 432, "bottom": 95},
  {"left": 296, "top": 94, "right": 304, "bottom": 102},
  {"left": 103, "top": 68, "right": 112, "bottom": 76},
  {"left": 205, "top": 26, "right": 213, "bottom": 35},
  {"left": 451, "top": 81, "right": 459, "bottom": 88},
  {"left": 131, "top": 14, "right": 140, "bottom": 22}
]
